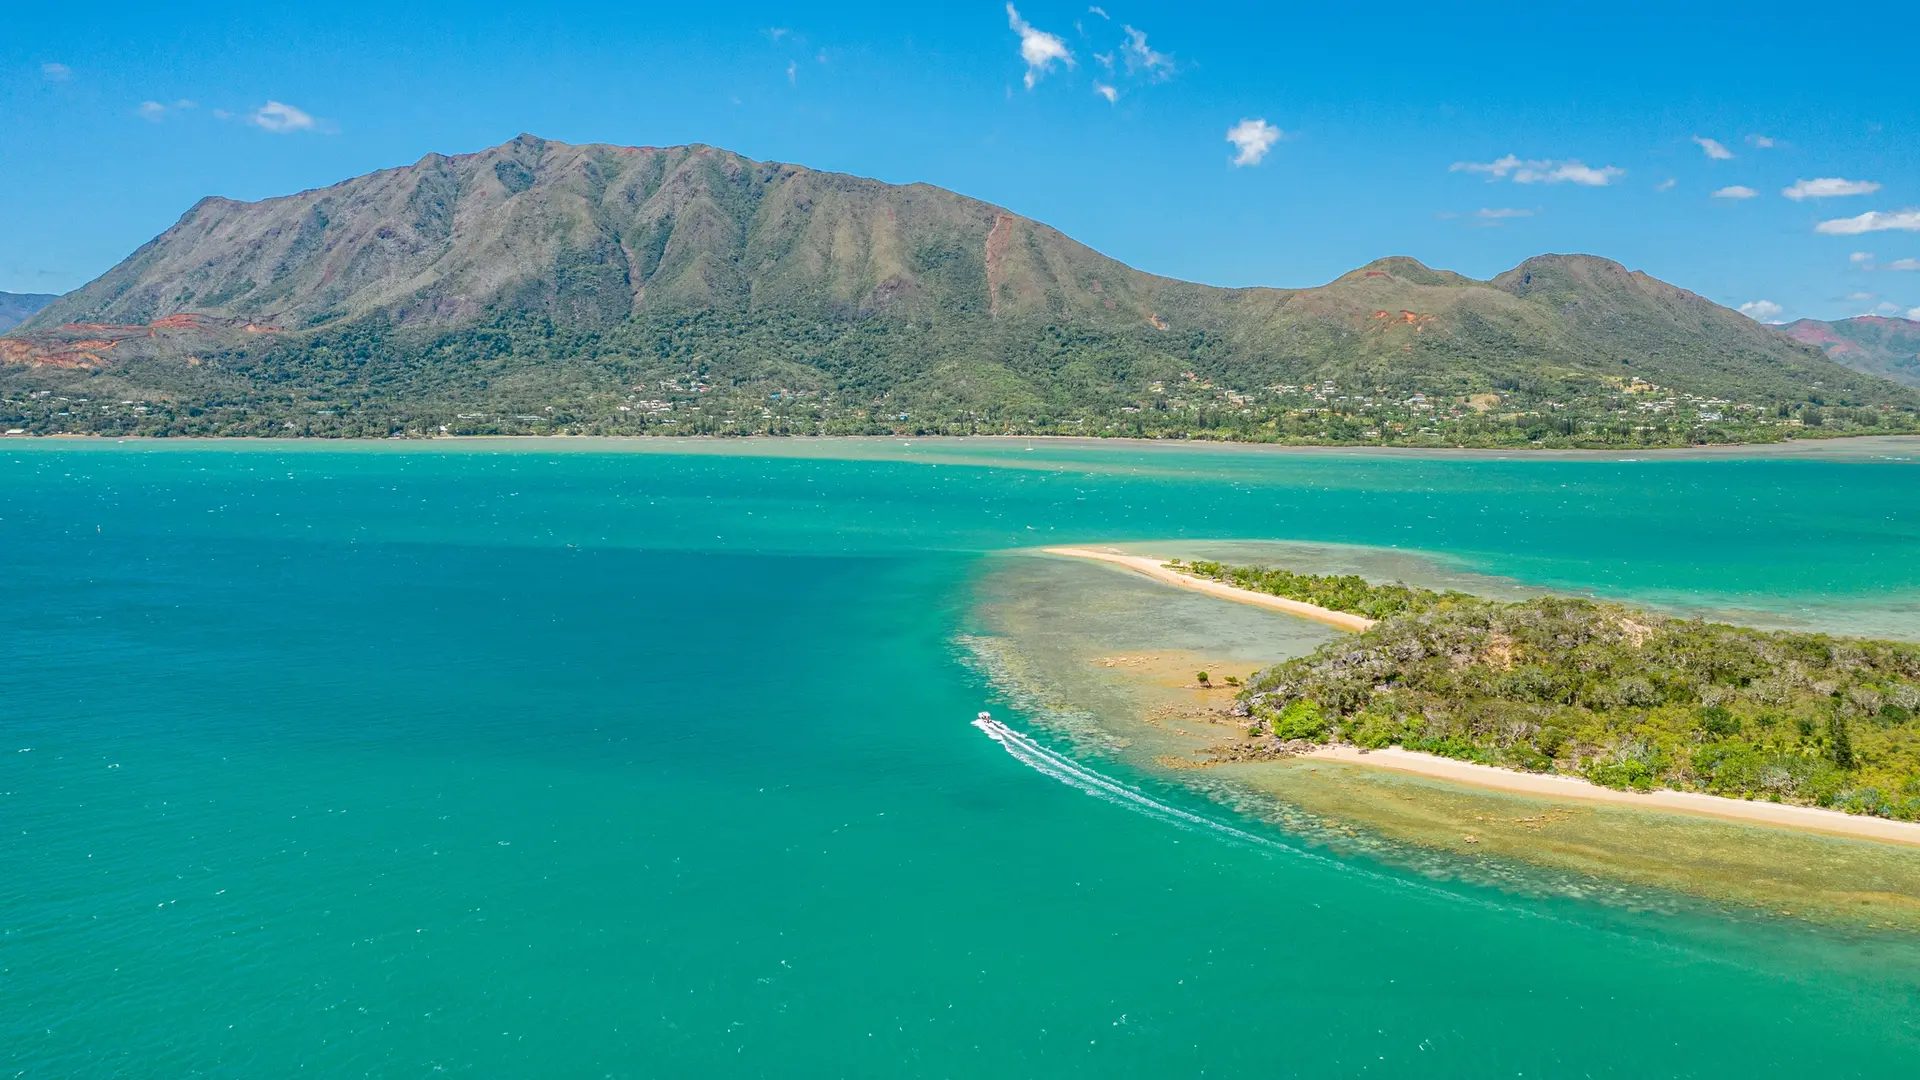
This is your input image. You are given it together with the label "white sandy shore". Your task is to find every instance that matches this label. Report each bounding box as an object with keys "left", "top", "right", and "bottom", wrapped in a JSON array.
[
  {"left": 1303, "top": 745, "right": 1920, "bottom": 847},
  {"left": 1042, "top": 547, "right": 1378, "bottom": 632},
  {"left": 1046, "top": 544, "right": 1920, "bottom": 848}
]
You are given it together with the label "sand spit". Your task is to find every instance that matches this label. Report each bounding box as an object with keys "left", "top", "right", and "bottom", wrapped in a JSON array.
[{"left": 1042, "top": 547, "right": 1377, "bottom": 632}]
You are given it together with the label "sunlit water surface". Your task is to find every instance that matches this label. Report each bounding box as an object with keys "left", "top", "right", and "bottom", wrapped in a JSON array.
[{"left": 5, "top": 438, "right": 1920, "bottom": 1077}]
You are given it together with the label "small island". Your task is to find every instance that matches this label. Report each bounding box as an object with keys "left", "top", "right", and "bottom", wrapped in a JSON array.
[
  {"left": 1182, "top": 559, "right": 1920, "bottom": 819},
  {"left": 1050, "top": 548, "right": 1920, "bottom": 838}
]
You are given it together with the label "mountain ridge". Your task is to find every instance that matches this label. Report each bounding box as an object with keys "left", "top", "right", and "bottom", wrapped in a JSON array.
[
  {"left": 1784, "top": 315, "right": 1920, "bottom": 388},
  {"left": 4, "top": 134, "right": 1916, "bottom": 443},
  {"left": 0, "top": 291, "right": 58, "bottom": 334},
  {"left": 20, "top": 135, "right": 1201, "bottom": 334}
]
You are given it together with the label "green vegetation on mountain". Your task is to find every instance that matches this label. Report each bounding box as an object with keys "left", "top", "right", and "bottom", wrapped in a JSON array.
[
  {"left": 5, "top": 135, "right": 1917, "bottom": 444},
  {"left": 1223, "top": 569, "right": 1920, "bottom": 818}
]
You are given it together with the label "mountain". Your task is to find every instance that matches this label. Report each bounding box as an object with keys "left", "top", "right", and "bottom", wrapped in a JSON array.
[
  {"left": 0, "top": 292, "right": 58, "bottom": 334},
  {"left": 20, "top": 134, "right": 1196, "bottom": 334},
  {"left": 4, "top": 135, "right": 1915, "bottom": 444},
  {"left": 1784, "top": 316, "right": 1920, "bottom": 388}
]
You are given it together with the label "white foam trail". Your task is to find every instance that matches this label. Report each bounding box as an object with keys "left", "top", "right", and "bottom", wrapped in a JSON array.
[
  {"left": 972, "top": 711, "right": 1607, "bottom": 924},
  {"left": 971, "top": 715, "right": 1317, "bottom": 859}
]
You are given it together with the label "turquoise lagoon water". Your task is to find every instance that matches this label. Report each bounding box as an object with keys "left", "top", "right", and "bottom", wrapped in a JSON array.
[{"left": 4, "top": 438, "right": 1920, "bottom": 1077}]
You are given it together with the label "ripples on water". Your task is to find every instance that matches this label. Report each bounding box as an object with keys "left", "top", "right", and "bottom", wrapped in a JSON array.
[{"left": 10, "top": 441, "right": 1920, "bottom": 1075}]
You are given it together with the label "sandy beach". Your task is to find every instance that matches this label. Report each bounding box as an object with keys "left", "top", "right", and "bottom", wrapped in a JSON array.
[
  {"left": 1046, "top": 544, "right": 1920, "bottom": 849},
  {"left": 1301, "top": 745, "right": 1920, "bottom": 848},
  {"left": 1042, "top": 547, "right": 1378, "bottom": 632}
]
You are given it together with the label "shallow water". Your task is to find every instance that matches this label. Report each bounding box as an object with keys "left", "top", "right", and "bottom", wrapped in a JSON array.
[
  {"left": 5, "top": 439, "right": 1920, "bottom": 1076},
  {"left": 965, "top": 552, "right": 1920, "bottom": 928}
]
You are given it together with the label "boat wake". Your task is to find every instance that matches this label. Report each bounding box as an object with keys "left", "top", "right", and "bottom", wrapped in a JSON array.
[
  {"left": 968, "top": 711, "right": 1574, "bottom": 917},
  {"left": 971, "top": 712, "right": 1316, "bottom": 859}
]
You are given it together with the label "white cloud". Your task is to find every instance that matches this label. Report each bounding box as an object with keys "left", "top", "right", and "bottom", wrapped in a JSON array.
[
  {"left": 1093, "top": 83, "right": 1118, "bottom": 104},
  {"left": 1450, "top": 155, "right": 1624, "bottom": 186},
  {"left": 1909, "top": 308, "right": 1920, "bottom": 321},
  {"left": 249, "top": 100, "right": 316, "bottom": 134},
  {"left": 1545, "top": 162, "right": 1625, "bottom": 186},
  {"left": 786, "top": 60, "right": 797, "bottom": 84},
  {"left": 1713, "top": 185, "right": 1758, "bottom": 199},
  {"left": 1746, "top": 134, "right": 1776, "bottom": 149},
  {"left": 1846, "top": 292, "right": 1878, "bottom": 301},
  {"left": 1816, "top": 210, "right": 1920, "bottom": 235},
  {"left": 1121, "top": 25, "right": 1174, "bottom": 80},
  {"left": 1452, "top": 155, "right": 1520, "bottom": 178},
  {"left": 1782, "top": 177, "right": 1881, "bottom": 200},
  {"left": 1850, "top": 252, "right": 1875, "bottom": 264},
  {"left": 136, "top": 98, "right": 195, "bottom": 122},
  {"left": 1226, "top": 119, "right": 1281, "bottom": 167},
  {"left": 1088, "top": 5, "right": 1109, "bottom": 17},
  {"left": 1877, "top": 302, "right": 1900, "bottom": 314},
  {"left": 1655, "top": 178, "right": 1677, "bottom": 192},
  {"left": 1883, "top": 258, "right": 1920, "bottom": 271},
  {"left": 1738, "top": 300, "right": 1784, "bottom": 323},
  {"left": 1007, "top": 4, "right": 1072, "bottom": 89},
  {"left": 41, "top": 62, "right": 71, "bottom": 81},
  {"left": 1693, "top": 136, "right": 1734, "bottom": 160}
]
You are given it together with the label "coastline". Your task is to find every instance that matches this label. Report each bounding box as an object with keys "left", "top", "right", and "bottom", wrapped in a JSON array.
[
  {"left": 1298, "top": 745, "right": 1920, "bottom": 848},
  {"left": 2, "top": 431, "right": 1918, "bottom": 462},
  {"left": 1044, "top": 544, "right": 1920, "bottom": 850},
  {"left": 1041, "top": 546, "right": 1378, "bottom": 632}
]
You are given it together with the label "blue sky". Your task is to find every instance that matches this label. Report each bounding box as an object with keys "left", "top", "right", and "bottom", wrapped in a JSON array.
[{"left": 4, "top": 1, "right": 1917, "bottom": 322}]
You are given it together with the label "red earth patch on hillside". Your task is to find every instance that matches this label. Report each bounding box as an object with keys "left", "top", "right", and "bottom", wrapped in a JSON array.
[{"left": 1, "top": 313, "right": 268, "bottom": 369}]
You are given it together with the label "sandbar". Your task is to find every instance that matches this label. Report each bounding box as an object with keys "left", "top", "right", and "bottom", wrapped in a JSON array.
[
  {"left": 1042, "top": 546, "right": 1377, "bottom": 632},
  {"left": 1046, "top": 544, "right": 1920, "bottom": 849}
]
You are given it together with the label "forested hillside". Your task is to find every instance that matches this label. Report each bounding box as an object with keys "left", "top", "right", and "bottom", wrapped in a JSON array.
[{"left": 5, "top": 135, "right": 1914, "bottom": 444}]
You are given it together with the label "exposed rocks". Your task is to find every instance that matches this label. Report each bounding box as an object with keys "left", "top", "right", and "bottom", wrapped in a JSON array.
[{"left": 1156, "top": 736, "right": 1324, "bottom": 770}]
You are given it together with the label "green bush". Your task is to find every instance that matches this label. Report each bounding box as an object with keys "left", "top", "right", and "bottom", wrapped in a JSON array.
[
  {"left": 1586, "top": 759, "right": 1657, "bottom": 792},
  {"left": 1272, "top": 701, "right": 1330, "bottom": 742},
  {"left": 1698, "top": 705, "right": 1741, "bottom": 737},
  {"left": 1502, "top": 744, "right": 1555, "bottom": 772},
  {"left": 1346, "top": 711, "right": 1404, "bottom": 749},
  {"left": 1834, "top": 787, "right": 1893, "bottom": 818},
  {"left": 1403, "top": 734, "right": 1483, "bottom": 762},
  {"left": 1692, "top": 741, "right": 1772, "bottom": 795}
]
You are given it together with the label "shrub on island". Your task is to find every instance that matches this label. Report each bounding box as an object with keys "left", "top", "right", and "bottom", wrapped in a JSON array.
[{"left": 1225, "top": 580, "right": 1920, "bottom": 819}]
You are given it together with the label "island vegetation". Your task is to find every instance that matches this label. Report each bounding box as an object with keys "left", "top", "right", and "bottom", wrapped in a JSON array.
[
  {"left": 1170, "top": 558, "right": 1458, "bottom": 620},
  {"left": 1183, "top": 561, "right": 1920, "bottom": 820}
]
